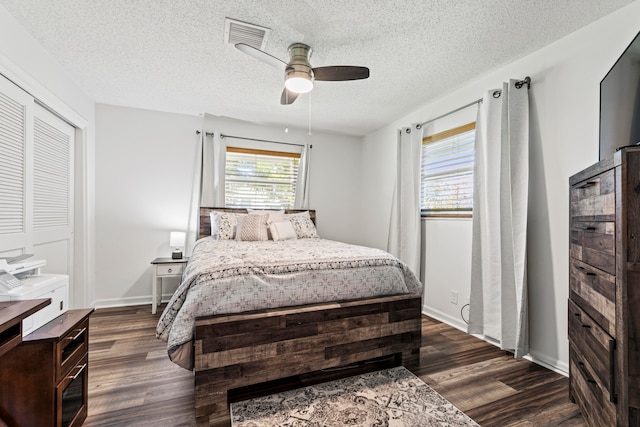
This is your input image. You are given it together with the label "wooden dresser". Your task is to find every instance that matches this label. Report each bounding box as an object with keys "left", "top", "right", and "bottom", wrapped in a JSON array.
[
  {"left": 569, "top": 146, "right": 640, "bottom": 426},
  {"left": 0, "top": 308, "right": 93, "bottom": 427}
]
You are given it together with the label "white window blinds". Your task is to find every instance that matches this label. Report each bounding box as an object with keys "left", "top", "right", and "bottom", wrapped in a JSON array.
[
  {"left": 421, "top": 122, "right": 475, "bottom": 215},
  {"left": 225, "top": 147, "right": 300, "bottom": 209},
  {"left": 33, "top": 116, "right": 72, "bottom": 230},
  {"left": 0, "top": 90, "right": 27, "bottom": 234}
]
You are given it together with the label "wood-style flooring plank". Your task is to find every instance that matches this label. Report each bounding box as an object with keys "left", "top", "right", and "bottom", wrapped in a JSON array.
[{"left": 83, "top": 305, "right": 585, "bottom": 426}]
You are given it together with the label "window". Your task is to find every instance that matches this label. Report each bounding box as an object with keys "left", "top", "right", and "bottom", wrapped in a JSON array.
[
  {"left": 421, "top": 122, "right": 475, "bottom": 217},
  {"left": 224, "top": 147, "right": 300, "bottom": 209}
]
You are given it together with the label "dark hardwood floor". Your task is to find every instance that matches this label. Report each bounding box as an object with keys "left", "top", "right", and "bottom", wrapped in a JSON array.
[{"left": 83, "top": 305, "right": 585, "bottom": 426}]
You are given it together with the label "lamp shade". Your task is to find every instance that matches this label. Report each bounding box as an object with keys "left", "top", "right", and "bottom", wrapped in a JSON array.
[{"left": 169, "top": 231, "right": 186, "bottom": 248}]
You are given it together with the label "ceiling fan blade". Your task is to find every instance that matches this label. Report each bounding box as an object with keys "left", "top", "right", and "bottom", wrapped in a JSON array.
[
  {"left": 313, "top": 66, "right": 370, "bottom": 81},
  {"left": 235, "top": 43, "right": 286, "bottom": 71},
  {"left": 280, "top": 88, "right": 299, "bottom": 105}
]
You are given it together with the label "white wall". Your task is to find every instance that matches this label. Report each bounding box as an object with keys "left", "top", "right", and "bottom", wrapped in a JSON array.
[
  {"left": 95, "top": 105, "right": 202, "bottom": 306},
  {"left": 361, "top": 1, "right": 640, "bottom": 374},
  {"left": 0, "top": 4, "right": 96, "bottom": 308},
  {"left": 94, "top": 106, "right": 363, "bottom": 307}
]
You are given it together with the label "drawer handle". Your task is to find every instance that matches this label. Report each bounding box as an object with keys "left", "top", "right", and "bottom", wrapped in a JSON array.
[
  {"left": 168, "top": 268, "right": 173, "bottom": 273},
  {"left": 582, "top": 324, "right": 592, "bottom": 329},
  {"left": 577, "top": 181, "right": 598, "bottom": 189},
  {"left": 584, "top": 226, "right": 596, "bottom": 232},
  {"left": 67, "top": 363, "right": 87, "bottom": 380},
  {"left": 577, "top": 362, "right": 597, "bottom": 384},
  {"left": 573, "top": 312, "right": 581, "bottom": 318},
  {"left": 576, "top": 266, "right": 596, "bottom": 276},
  {"left": 67, "top": 327, "right": 87, "bottom": 341}
]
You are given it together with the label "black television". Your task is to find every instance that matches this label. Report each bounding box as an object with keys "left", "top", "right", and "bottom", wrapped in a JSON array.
[{"left": 599, "top": 30, "right": 640, "bottom": 160}]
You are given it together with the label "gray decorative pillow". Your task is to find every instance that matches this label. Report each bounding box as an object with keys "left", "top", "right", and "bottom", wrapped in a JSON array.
[
  {"left": 236, "top": 214, "right": 270, "bottom": 241},
  {"left": 286, "top": 211, "right": 318, "bottom": 238},
  {"left": 211, "top": 212, "right": 245, "bottom": 240}
]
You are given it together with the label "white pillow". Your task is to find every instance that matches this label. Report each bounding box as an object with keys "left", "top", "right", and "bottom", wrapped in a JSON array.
[
  {"left": 269, "top": 220, "right": 298, "bottom": 241},
  {"left": 235, "top": 213, "right": 269, "bottom": 241}
]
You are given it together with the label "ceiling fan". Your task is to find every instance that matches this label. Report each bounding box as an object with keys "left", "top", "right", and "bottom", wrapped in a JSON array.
[{"left": 235, "top": 42, "right": 370, "bottom": 105}]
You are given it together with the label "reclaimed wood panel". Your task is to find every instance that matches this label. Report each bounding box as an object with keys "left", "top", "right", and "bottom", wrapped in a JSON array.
[
  {"left": 568, "top": 300, "right": 614, "bottom": 396},
  {"left": 198, "top": 207, "right": 316, "bottom": 239},
  {"left": 569, "top": 259, "right": 616, "bottom": 336},
  {"left": 570, "top": 169, "right": 615, "bottom": 222},
  {"left": 570, "top": 352, "right": 616, "bottom": 427},
  {"left": 570, "top": 221, "right": 615, "bottom": 275},
  {"left": 194, "top": 294, "right": 422, "bottom": 426}
]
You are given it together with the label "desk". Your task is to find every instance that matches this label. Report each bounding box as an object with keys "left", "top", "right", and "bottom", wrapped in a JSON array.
[
  {"left": 150, "top": 257, "right": 188, "bottom": 314},
  {"left": 0, "top": 299, "right": 50, "bottom": 357}
]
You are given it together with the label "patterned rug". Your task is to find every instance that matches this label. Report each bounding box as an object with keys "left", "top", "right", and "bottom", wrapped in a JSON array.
[{"left": 230, "top": 366, "right": 479, "bottom": 426}]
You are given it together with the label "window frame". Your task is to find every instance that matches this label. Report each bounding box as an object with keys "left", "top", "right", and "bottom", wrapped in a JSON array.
[
  {"left": 420, "top": 122, "right": 476, "bottom": 219},
  {"left": 223, "top": 146, "right": 301, "bottom": 210}
]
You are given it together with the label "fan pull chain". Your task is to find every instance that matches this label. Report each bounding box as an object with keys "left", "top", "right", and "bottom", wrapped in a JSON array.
[{"left": 284, "top": 92, "right": 289, "bottom": 133}]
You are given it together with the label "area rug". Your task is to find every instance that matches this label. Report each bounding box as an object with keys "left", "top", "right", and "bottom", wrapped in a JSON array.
[{"left": 230, "top": 366, "right": 479, "bottom": 426}]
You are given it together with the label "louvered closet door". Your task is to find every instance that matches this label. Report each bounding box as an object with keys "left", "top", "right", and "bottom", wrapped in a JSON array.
[
  {"left": 32, "top": 104, "right": 74, "bottom": 277},
  {"left": 0, "top": 75, "right": 74, "bottom": 280},
  {"left": 0, "top": 75, "right": 34, "bottom": 253}
]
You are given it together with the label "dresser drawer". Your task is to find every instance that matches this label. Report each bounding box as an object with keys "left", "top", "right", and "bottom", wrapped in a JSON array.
[
  {"left": 56, "top": 317, "right": 89, "bottom": 382},
  {"left": 156, "top": 263, "right": 184, "bottom": 276},
  {"left": 569, "top": 299, "right": 615, "bottom": 400},
  {"left": 570, "top": 352, "right": 616, "bottom": 427},
  {"left": 570, "top": 169, "right": 615, "bottom": 222},
  {"left": 569, "top": 259, "right": 616, "bottom": 336},
  {"left": 570, "top": 221, "right": 615, "bottom": 275}
]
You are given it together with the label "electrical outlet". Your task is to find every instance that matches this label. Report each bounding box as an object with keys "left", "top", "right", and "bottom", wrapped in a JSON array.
[{"left": 450, "top": 290, "right": 458, "bottom": 305}]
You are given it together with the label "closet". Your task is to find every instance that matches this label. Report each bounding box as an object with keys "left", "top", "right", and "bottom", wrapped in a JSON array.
[{"left": 0, "top": 74, "right": 75, "bottom": 279}]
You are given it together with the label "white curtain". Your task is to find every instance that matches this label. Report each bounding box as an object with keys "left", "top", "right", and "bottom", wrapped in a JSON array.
[
  {"left": 468, "top": 80, "right": 529, "bottom": 358},
  {"left": 185, "top": 132, "right": 204, "bottom": 256},
  {"left": 294, "top": 143, "right": 311, "bottom": 209},
  {"left": 201, "top": 133, "right": 225, "bottom": 207},
  {"left": 387, "top": 124, "right": 423, "bottom": 276}
]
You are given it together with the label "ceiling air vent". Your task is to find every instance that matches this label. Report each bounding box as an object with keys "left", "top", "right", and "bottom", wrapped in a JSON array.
[{"left": 224, "top": 18, "right": 270, "bottom": 50}]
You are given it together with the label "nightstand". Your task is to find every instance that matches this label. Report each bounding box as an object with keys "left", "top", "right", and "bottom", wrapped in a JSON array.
[{"left": 150, "top": 257, "right": 188, "bottom": 314}]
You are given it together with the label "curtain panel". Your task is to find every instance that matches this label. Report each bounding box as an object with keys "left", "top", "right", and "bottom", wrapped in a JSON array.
[
  {"left": 294, "top": 143, "right": 311, "bottom": 209},
  {"left": 468, "top": 80, "right": 530, "bottom": 358},
  {"left": 387, "top": 124, "right": 423, "bottom": 276}
]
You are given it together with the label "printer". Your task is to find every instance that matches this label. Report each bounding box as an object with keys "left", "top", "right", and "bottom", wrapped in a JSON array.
[{"left": 0, "top": 257, "right": 69, "bottom": 336}]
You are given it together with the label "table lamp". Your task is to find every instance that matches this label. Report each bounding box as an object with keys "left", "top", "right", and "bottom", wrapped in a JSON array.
[{"left": 169, "top": 231, "right": 186, "bottom": 259}]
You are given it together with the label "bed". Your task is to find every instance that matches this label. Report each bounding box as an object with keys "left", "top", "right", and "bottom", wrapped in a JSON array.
[{"left": 156, "top": 207, "right": 423, "bottom": 426}]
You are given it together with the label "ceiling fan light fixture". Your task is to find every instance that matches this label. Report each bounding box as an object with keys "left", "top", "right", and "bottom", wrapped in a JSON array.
[{"left": 285, "top": 73, "right": 313, "bottom": 93}]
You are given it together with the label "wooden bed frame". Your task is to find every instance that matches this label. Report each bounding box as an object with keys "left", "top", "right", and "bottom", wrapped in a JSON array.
[{"left": 193, "top": 207, "right": 422, "bottom": 426}]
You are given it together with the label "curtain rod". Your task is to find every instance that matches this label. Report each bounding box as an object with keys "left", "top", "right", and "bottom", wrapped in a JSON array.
[
  {"left": 219, "top": 133, "right": 306, "bottom": 148},
  {"left": 195, "top": 131, "right": 214, "bottom": 136},
  {"left": 419, "top": 76, "right": 531, "bottom": 128}
]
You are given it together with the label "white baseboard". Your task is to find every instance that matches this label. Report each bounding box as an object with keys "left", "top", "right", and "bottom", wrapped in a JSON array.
[
  {"left": 422, "top": 305, "right": 469, "bottom": 332},
  {"left": 422, "top": 304, "right": 568, "bottom": 377},
  {"left": 91, "top": 293, "right": 175, "bottom": 310}
]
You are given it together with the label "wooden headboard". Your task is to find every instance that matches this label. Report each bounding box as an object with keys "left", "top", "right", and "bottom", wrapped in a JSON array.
[{"left": 198, "top": 207, "right": 316, "bottom": 239}]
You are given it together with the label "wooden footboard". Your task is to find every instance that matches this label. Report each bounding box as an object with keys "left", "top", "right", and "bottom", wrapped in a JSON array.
[{"left": 194, "top": 293, "right": 422, "bottom": 426}]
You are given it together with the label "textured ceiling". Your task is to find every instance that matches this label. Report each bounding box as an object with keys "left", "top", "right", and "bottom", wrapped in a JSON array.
[{"left": 0, "top": 0, "right": 635, "bottom": 136}]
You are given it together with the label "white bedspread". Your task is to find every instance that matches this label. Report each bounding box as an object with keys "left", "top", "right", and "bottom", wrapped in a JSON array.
[{"left": 156, "top": 237, "right": 422, "bottom": 369}]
